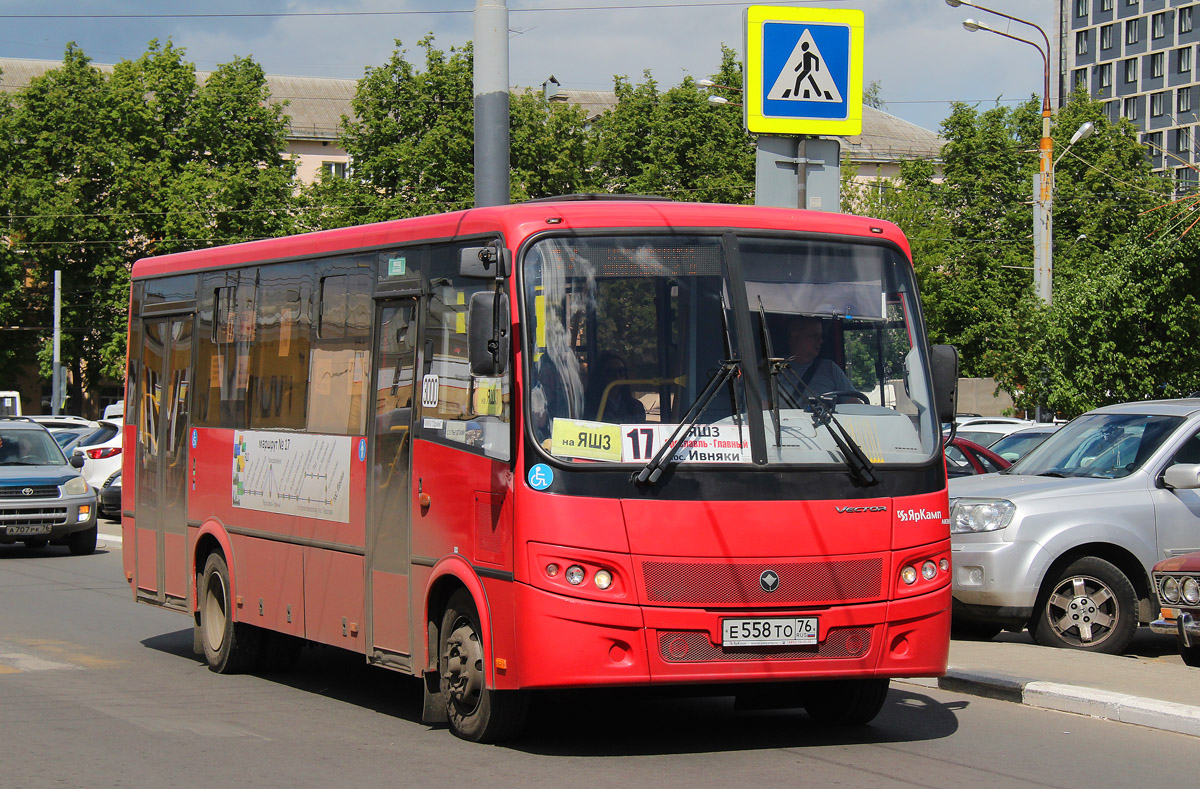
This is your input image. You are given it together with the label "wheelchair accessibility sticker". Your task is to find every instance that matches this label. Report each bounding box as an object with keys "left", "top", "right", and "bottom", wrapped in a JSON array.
[{"left": 528, "top": 463, "right": 553, "bottom": 491}]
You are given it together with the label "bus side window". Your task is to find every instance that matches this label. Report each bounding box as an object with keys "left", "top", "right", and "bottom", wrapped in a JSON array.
[
  {"left": 419, "top": 242, "right": 511, "bottom": 461},
  {"left": 308, "top": 259, "right": 372, "bottom": 435}
]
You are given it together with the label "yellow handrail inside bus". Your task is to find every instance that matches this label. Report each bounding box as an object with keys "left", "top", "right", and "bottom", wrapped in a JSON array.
[{"left": 595, "top": 375, "right": 687, "bottom": 422}]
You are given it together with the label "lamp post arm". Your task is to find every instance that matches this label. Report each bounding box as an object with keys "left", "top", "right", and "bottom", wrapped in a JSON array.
[
  {"left": 962, "top": 1, "right": 1051, "bottom": 55},
  {"left": 977, "top": 27, "right": 1051, "bottom": 112}
]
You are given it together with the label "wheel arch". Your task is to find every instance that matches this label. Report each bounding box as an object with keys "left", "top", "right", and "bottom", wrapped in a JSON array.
[
  {"left": 192, "top": 519, "right": 234, "bottom": 614},
  {"left": 422, "top": 556, "right": 494, "bottom": 685},
  {"left": 1037, "top": 541, "right": 1154, "bottom": 622}
]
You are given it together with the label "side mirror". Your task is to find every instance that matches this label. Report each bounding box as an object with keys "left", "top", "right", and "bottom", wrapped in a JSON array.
[
  {"left": 930, "top": 344, "right": 959, "bottom": 425},
  {"left": 468, "top": 291, "right": 510, "bottom": 376},
  {"left": 1163, "top": 463, "right": 1200, "bottom": 490},
  {"left": 459, "top": 244, "right": 511, "bottom": 279},
  {"left": 70, "top": 454, "right": 84, "bottom": 469}
]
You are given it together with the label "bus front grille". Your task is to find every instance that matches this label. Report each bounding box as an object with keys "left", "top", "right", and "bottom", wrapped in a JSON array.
[{"left": 641, "top": 557, "right": 884, "bottom": 606}]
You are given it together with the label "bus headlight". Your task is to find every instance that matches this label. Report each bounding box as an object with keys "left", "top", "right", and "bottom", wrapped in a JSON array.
[
  {"left": 593, "top": 569, "right": 613, "bottom": 590},
  {"left": 921, "top": 561, "right": 938, "bottom": 581},
  {"left": 950, "top": 499, "right": 1015, "bottom": 534},
  {"left": 901, "top": 566, "right": 918, "bottom": 585},
  {"left": 565, "top": 565, "right": 586, "bottom": 585}
]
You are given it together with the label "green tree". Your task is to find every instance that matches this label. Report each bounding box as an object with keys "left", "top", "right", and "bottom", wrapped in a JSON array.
[{"left": 0, "top": 42, "right": 297, "bottom": 401}]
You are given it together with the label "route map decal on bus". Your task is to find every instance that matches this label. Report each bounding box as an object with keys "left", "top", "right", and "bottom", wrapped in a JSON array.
[
  {"left": 232, "top": 430, "right": 351, "bottom": 523},
  {"left": 550, "top": 420, "right": 751, "bottom": 464}
]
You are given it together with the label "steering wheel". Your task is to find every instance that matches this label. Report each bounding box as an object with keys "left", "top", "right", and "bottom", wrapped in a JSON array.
[{"left": 821, "top": 390, "right": 870, "bottom": 405}]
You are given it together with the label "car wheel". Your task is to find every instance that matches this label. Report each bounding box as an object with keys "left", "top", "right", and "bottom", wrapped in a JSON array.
[
  {"left": 1181, "top": 642, "right": 1200, "bottom": 668},
  {"left": 803, "top": 678, "right": 890, "bottom": 725},
  {"left": 67, "top": 525, "right": 97, "bottom": 556},
  {"left": 1032, "top": 556, "right": 1138, "bottom": 653},
  {"left": 439, "top": 589, "right": 528, "bottom": 742},
  {"left": 199, "top": 552, "right": 261, "bottom": 673}
]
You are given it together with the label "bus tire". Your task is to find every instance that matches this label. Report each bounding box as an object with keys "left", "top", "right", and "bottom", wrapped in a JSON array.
[
  {"left": 199, "top": 552, "right": 261, "bottom": 674},
  {"left": 439, "top": 589, "right": 528, "bottom": 742},
  {"left": 803, "top": 678, "right": 890, "bottom": 726}
]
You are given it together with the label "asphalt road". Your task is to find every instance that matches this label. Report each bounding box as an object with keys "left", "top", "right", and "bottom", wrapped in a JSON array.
[{"left": 1, "top": 529, "right": 1193, "bottom": 788}]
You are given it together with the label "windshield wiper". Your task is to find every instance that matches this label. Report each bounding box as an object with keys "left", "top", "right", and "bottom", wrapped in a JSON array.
[
  {"left": 756, "top": 298, "right": 784, "bottom": 447},
  {"left": 633, "top": 359, "right": 741, "bottom": 485},
  {"left": 808, "top": 396, "right": 879, "bottom": 486}
]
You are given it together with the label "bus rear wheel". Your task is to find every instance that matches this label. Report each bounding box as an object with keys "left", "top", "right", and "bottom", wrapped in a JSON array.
[
  {"left": 200, "top": 552, "right": 261, "bottom": 674},
  {"left": 803, "top": 678, "right": 890, "bottom": 726},
  {"left": 439, "top": 590, "right": 528, "bottom": 742}
]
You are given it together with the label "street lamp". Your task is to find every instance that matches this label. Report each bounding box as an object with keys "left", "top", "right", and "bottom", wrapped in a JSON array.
[
  {"left": 698, "top": 78, "right": 742, "bottom": 107},
  {"left": 954, "top": 2, "right": 1056, "bottom": 304}
]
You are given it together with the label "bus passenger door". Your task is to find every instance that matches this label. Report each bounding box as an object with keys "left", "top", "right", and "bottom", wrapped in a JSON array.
[
  {"left": 134, "top": 315, "right": 193, "bottom": 607},
  {"left": 366, "top": 298, "right": 418, "bottom": 658}
]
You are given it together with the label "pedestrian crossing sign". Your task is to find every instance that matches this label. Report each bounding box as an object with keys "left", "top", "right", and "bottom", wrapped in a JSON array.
[{"left": 744, "top": 6, "right": 864, "bottom": 135}]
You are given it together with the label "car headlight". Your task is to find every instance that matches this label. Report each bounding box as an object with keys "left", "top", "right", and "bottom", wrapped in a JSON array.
[
  {"left": 1183, "top": 577, "right": 1200, "bottom": 606},
  {"left": 1162, "top": 576, "right": 1181, "bottom": 604},
  {"left": 63, "top": 476, "right": 89, "bottom": 496},
  {"left": 950, "top": 499, "right": 1016, "bottom": 534}
]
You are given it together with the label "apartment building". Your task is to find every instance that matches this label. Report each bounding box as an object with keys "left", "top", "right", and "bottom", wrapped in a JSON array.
[{"left": 1058, "top": 0, "right": 1200, "bottom": 189}]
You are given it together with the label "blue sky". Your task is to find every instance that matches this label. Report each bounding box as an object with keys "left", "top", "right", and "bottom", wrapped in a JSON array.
[{"left": 0, "top": 0, "right": 1053, "bottom": 133}]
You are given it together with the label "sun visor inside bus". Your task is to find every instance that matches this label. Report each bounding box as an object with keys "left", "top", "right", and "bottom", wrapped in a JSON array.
[
  {"left": 744, "top": 280, "right": 885, "bottom": 321},
  {"left": 459, "top": 245, "right": 511, "bottom": 279}
]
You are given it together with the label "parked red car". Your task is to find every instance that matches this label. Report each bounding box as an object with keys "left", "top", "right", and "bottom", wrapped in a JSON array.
[
  {"left": 1151, "top": 551, "right": 1200, "bottom": 667},
  {"left": 944, "top": 436, "right": 1011, "bottom": 478}
]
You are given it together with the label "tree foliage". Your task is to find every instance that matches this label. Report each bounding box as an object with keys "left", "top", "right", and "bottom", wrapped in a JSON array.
[{"left": 0, "top": 41, "right": 296, "bottom": 402}]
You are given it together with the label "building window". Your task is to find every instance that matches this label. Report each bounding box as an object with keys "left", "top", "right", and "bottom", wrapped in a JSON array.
[
  {"left": 1153, "top": 12, "right": 1166, "bottom": 39},
  {"left": 1107, "top": 100, "right": 1120, "bottom": 123},
  {"left": 1073, "top": 68, "right": 1088, "bottom": 90},
  {"left": 1076, "top": 0, "right": 1088, "bottom": 17},
  {"left": 1180, "top": 47, "right": 1194, "bottom": 73},
  {"left": 1125, "top": 57, "right": 1138, "bottom": 83},
  {"left": 1099, "top": 62, "right": 1113, "bottom": 88},
  {"left": 1101, "top": 0, "right": 1113, "bottom": 11},
  {"left": 321, "top": 161, "right": 350, "bottom": 179},
  {"left": 1126, "top": 19, "right": 1140, "bottom": 45},
  {"left": 1152, "top": 52, "right": 1165, "bottom": 78},
  {"left": 1076, "top": 30, "right": 1089, "bottom": 56},
  {"left": 1152, "top": 92, "right": 1166, "bottom": 117},
  {"left": 1101, "top": 24, "right": 1115, "bottom": 49},
  {"left": 1144, "top": 131, "right": 1163, "bottom": 153},
  {"left": 1182, "top": 7, "right": 1194, "bottom": 34},
  {"left": 1124, "top": 96, "right": 1138, "bottom": 120},
  {"left": 1178, "top": 128, "right": 1192, "bottom": 153},
  {"left": 1181, "top": 88, "right": 1194, "bottom": 114}
]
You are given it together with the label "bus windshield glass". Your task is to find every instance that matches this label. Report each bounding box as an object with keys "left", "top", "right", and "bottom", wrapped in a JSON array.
[{"left": 522, "top": 233, "right": 939, "bottom": 468}]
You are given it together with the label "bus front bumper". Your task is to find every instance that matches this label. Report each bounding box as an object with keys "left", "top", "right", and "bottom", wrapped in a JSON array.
[{"left": 510, "top": 582, "right": 950, "bottom": 690}]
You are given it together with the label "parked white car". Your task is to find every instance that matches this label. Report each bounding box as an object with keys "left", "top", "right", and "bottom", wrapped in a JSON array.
[
  {"left": 950, "top": 400, "right": 1200, "bottom": 653},
  {"left": 73, "top": 419, "right": 123, "bottom": 490},
  {"left": 952, "top": 416, "right": 1036, "bottom": 447}
]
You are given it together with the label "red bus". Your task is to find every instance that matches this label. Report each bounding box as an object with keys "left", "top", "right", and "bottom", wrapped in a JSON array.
[{"left": 122, "top": 198, "right": 958, "bottom": 742}]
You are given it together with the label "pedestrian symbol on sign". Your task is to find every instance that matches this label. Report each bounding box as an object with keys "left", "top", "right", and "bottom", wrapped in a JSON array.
[{"left": 767, "top": 29, "right": 842, "bottom": 103}]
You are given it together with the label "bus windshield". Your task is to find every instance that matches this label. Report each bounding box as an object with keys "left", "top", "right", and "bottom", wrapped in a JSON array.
[{"left": 522, "top": 233, "right": 940, "bottom": 469}]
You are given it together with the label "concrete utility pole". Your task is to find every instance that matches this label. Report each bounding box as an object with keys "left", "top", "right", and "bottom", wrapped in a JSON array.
[
  {"left": 52, "top": 270, "right": 61, "bottom": 415},
  {"left": 474, "top": 0, "right": 510, "bottom": 208}
]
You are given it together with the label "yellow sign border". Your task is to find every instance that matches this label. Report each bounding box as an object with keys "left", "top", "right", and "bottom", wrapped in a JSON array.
[{"left": 744, "top": 5, "right": 864, "bottom": 135}]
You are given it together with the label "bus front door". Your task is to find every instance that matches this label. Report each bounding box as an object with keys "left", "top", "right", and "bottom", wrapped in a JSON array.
[
  {"left": 134, "top": 315, "right": 193, "bottom": 608},
  {"left": 366, "top": 298, "right": 418, "bottom": 660}
]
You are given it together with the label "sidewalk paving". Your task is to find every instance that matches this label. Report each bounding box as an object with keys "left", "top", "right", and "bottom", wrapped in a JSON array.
[{"left": 900, "top": 629, "right": 1200, "bottom": 737}]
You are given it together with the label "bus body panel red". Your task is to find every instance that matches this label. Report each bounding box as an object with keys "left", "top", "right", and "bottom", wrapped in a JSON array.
[
  {"left": 371, "top": 569, "right": 411, "bottom": 655},
  {"left": 164, "top": 531, "right": 188, "bottom": 601},
  {"left": 228, "top": 532, "right": 306, "bottom": 636},
  {"left": 303, "top": 548, "right": 366, "bottom": 651},
  {"left": 618, "top": 497, "right": 892, "bottom": 559},
  {"left": 890, "top": 490, "right": 952, "bottom": 550}
]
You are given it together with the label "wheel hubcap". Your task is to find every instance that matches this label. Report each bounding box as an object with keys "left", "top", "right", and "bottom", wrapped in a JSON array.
[
  {"left": 1047, "top": 575, "right": 1117, "bottom": 645},
  {"left": 442, "top": 620, "right": 484, "bottom": 713},
  {"left": 203, "top": 572, "right": 227, "bottom": 653}
]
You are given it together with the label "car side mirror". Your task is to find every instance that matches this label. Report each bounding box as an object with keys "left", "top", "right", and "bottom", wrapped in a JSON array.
[
  {"left": 69, "top": 454, "right": 84, "bottom": 469},
  {"left": 1163, "top": 463, "right": 1200, "bottom": 490},
  {"left": 930, "top": 344, "right": 959, "bottom": 425}
]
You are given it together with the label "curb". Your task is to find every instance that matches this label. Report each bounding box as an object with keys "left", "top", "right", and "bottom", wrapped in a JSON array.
[
  {"left": 900, "top": 668, "right": 1200, "bottom": 738},
  {"left": 97, "top": 531, "right": 122, "bottom": 546}
]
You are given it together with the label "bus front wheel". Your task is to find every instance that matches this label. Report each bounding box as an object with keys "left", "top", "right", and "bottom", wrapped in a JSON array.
[
  {"left": 438, "top": 589, "right": 528, "bottom": 742},
  {"left": 200, "top": 552, "right": 261, "bottom": 674}
]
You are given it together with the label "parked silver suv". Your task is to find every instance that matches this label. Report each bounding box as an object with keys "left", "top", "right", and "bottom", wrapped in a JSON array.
[{"left": 949, "top": 399, "right": 1200, "bottom": 653}]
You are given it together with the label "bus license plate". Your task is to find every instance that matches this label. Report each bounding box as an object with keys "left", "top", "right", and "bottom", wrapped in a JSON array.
[
  {"left": 6, "top": 524, "right": 51, "bottom": 536},
  {"left": 722, "top": 617, "right": 818, "bottom": 647}
]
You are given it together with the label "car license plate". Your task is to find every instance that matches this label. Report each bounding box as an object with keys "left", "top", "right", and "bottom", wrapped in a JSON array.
[
  {"left": 6, "top": 524, "right": 51, "bottom": 536},
  {"left": 721, "top": 617, "right": 818, "bottom": 646}
]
